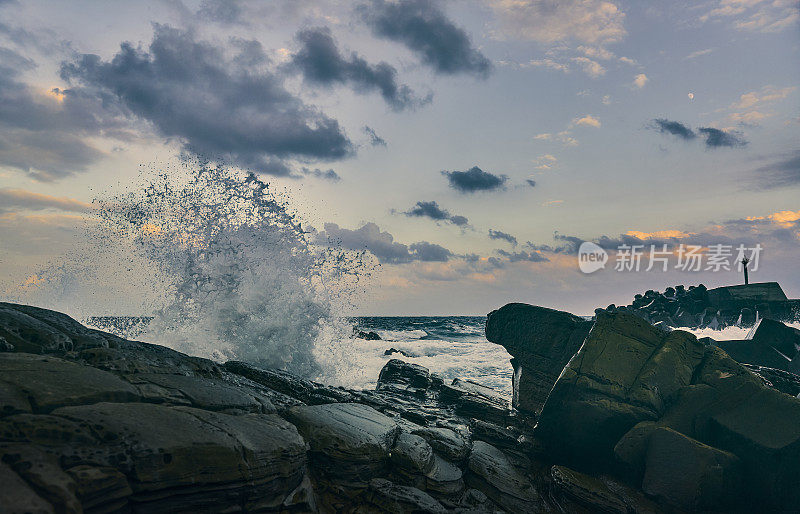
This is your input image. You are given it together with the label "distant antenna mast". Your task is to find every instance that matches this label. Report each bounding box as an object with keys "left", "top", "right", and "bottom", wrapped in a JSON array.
[{"left": 741, "top": 256, "right": 750, "bottom": 285}]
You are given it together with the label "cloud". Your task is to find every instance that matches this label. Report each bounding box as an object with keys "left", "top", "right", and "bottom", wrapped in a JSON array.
[
  {"left": 60, "top": 25, "right": 353, "bottom": 176},
  {"left": 289, "top": 27, "right": 425, "bottom": 111},
  {"left": 409, "top": 241, "right": 452, "bottom": 261},
  {"left": 403, "top": 200, "right": 469, "bottom": 226},
  {"left": 728, "top": 85, "right": 796, "bottom": 125},
  {"left": 573, "top": 115, "right": 601, "bottom": 128},
  {"left": 359, "top": 0, "right": 491, "bottom": 77},
  {"left": 315, "top": 222, "right": 453, "bottom": 263},
  {"left": 650, "top": 119, "right": 697, "bottom": 140},
  {"left": 684, "top": 48, "right": 714, "bottom": 60},
  {"left": 488, "top": 0, "right": 627, "bottom": 46},
  {"left": 697, "top": 127, "right": 748, "bottom": 148},
  {"left": 442, "top": 166, "right": 508, "bottom": 193},
  {"left": 0, "top": 47, "right": 137, "bottom": 180},
  {"left": 0, "top": 188, "right": 92, "bottom": 213},
  {"left": 363, "top": 126, "right": 387, "bottom": 147},
  {"left": 197, "top": 0, "right": 243, "bottom": 24},
  {"left": 488, "top": 229, "right": 517, "bottom": 246},
  {"left": 633, "top": 73, "right": 648, "bottom": 89},
  {"left": 533, "top": 154, "right": 557, "bottom": 169},
  {"left": 533, "top": 131, "right": 578, "bottom": 146},
  {"left": 496, "top": 249, "right": 549, "bottom": 262},
  {"left": 650, "top": 119, "right": 748, "bottom": 148},
  {"left": 701, "top": 0, "right": 799, "bottom": 33},
  {"left": 525, "top": 58, "right": 569, "bottom": 72},
  {"left": 571, "top": 56, "right": 605, "bottom": 77},
  {"left": 751, "top": 150, "right": 800, "bottom": 189},
  {"left": 301, "top": 167, "right": 341, "bottom": 181}
]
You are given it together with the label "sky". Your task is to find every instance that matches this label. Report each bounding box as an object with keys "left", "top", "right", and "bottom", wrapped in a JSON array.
[{"left": 0, "top": 0, "right": 799, "bottom": 316}]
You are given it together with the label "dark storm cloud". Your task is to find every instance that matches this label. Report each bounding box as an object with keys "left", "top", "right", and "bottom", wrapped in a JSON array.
[
  {"left": 402, "top": 200, "right": 469, "bottom": 226},
  {"left": 442, "top": 166, "right": 508, "bottom": 193},
  {"left": 60, "top": 25, "right": 353, "bottom": 176},
  {"left": 488, "top": 229, "right": 517, "bottom": 246},
  {"left": 496, "top": 249, "right": 549, "bottom": 263},
  {"left": 751, "top": 150, "right": 800, "bottom": 189},
  {"left": 651, "top": 118, "right": 696, "bottom": 140},
  {"left": 359, "top": 0, "right": 491, "bottom": 78},
  {"left": 0, "top": 47, "right": 133, "bottom": 180},
  {"left": 301, "top": 167, "right": 341, "bottom": 182},
  {"left": 697, "top": 127, "right": 748, "bottom": 148},
  {"left": 315, "top": 222, "right": 454, "bottom": 263},
  {"left": 409, "top": 241, "right": 452, "bottom": 261},
  {"left": 363, "top": 126, "right": 387, "bottom": 147},
  {"left": 650, "top": 119, "right": 748, "bottom": 149},
  {"left": 289, "top": 27, "right": 426, "bottom": 111}
]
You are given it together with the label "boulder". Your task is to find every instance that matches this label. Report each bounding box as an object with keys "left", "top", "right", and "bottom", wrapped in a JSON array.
[
  {"left": 377, "top": 359, "right": 431, "bottom": 398},
  {"left": 423, "top": 454, "right": 464, "bottom": 497},
  {"left": 640, "top": 427, "right": 742, "bottom": 510},
  {"left": 486, "top": 303, "right": 592, "bottom": 415},
  {"left": 224, "top": 360, "right": 354, "bottom": 405},
  {"left": 390, "top": 431, "right": 435, "bottom": 477},
  {"left": 411, "top": 426, "right": 471, "bottom": 463},
  {"left": 126, "top": 373, "right": 272, "bottom": 413},
  {"left": 285, "top": 403, "right": 399, "bottom": 486},
  {"left": 535, "top": 311, "right": 705, "bottom": 467},
  {"left": 65, "top": 465, "right": 132, "bottom": 512},
  {"left": 466, "top": 441, "right": 539, "bottom": 512}
]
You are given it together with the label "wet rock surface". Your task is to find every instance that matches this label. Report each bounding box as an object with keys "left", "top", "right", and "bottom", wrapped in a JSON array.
[{"left": 3, "top": 299, "right": 800, "bottom": 512}]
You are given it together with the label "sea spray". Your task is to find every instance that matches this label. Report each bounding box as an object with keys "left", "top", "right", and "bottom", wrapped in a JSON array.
[{"left": 21, "top": 162, "right": 371, "bottom": 380}]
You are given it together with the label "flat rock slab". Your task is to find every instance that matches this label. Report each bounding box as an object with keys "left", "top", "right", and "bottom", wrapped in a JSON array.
[
  {"left": 0, "top": 353, "right": 139, "bottom": 413},
  {"left": 52, "top": 402, "right": 306, "bottom": 504},
  {"left": 285, "top": 403, "right": 399, "bottom": 483},
  {"left": 466, "top": 440, "right": 538, "bottom": 512},
  {"left": 129, "top": 373, "right": 268, "bottom": 412},
  {"left": 363, "top": 478, "right": 446, "bottom": 513}
]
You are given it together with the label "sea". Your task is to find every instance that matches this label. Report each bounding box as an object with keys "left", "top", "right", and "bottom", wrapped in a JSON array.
[{"left": 84, "top": 314, "right": 772, "bottom": 399}]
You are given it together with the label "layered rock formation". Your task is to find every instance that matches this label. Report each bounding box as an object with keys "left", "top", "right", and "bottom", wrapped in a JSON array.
[{"left": 4, "top": 299, "right": 800, "bottom": 512}]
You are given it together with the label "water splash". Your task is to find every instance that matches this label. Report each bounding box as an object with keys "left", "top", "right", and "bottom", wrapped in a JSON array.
[{"left": 21, "top": 162, "right": 369, "bottom": 379}]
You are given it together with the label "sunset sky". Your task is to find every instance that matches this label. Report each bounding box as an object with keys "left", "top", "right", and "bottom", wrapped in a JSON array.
[{"left": 1, "top": 0, "right": 799, "bottom": 315}]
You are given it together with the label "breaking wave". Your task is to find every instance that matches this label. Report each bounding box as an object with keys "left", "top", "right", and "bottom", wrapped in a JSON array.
[{"left": 22, "top": 162, "right": 369, "bottom": 379}]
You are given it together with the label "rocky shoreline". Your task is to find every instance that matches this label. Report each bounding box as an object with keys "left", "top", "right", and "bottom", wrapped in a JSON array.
[{"left": 2, "top": 299, "right": 800, "bottom": 512}]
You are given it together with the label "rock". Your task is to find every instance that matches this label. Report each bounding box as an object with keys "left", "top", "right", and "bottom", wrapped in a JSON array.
[
  {"left": 285, "top": 403, "right": 399, "bottom": 487},
  {"left": 0, "top": 302, "right": 115, "bottom": 354},
  {"left": 550, "top": 465, "right": 658, "bottom": 514},
  {"left": 742, "top": 364, "right": 800, "bottom": 396},
  {"left": 126, "top": 373, "right": 272, "bottom": 413},
  {"left": 390, "top": 431, "right": 434, "bottom": 477},
  {"left": 424, "top": 454, "right": 464, "bottom": 497},
  {"left": 466, "top": 441, "right": 538, "bottom": 512},
  {"left": 360, "top": 478, "right": 446, "bottom": 513},
  {"left": 411, "top": 426, "right": 471, "bottom": 463},
  {"left": 384, "top": 347, "right": 414, "bottom": 357},
  {"left": 485, "top": 303, "right": 592, "bottom": 415},
  {"left": 439, "top": 379, "right": 509, "bottom": 424},
  {"left": 53, "top": 402, "right": 306, "bottom": 510},
  {"left": 65, "top": 465, "right": 132, "bottom": 512},
  {"left": 536, "top": 311, "right": 705, "bottom": 467},
  {"left": 0, "top": 353, "right": 140, "bottom": 413},
  {"left": 714, "top": 318, "right": 800, "bottom": 372},
  {"left": 77, "top": 341, "right": 219, "bottom": 376},
  {"left": 0, "top": 444, "right": 82, "bottom": 513},
  {"left": 641, "top": 427, "right": 742, "bottom": 510},
  {"left": 354, "top": 328, "right": 382, "bottom": 340},
  {"left": 377, "top": 359, "right": 431, "bottom": 398},
  {"left": 0, "top": 461, "right": 55, "bottom": 513},
  {"left": 224, "top": 360, "right": 354, "bottom": 405}
]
